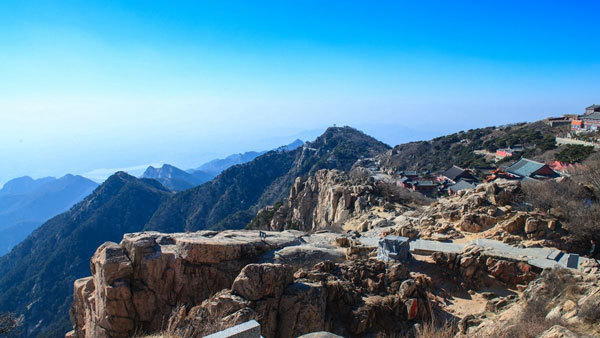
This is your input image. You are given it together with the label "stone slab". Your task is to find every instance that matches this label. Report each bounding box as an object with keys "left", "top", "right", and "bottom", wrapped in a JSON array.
[
  {"left": 409, "top": 239, "right": 464, "bottom": 255},
  {"left": 205, "top": 320, "right": 261, "bottom": 338},
  {"left": 567, "top": 254, "right": 580, "bottom": 269},
  {"left": 408, "top": 237, "right": 589, "bottom": 272},
  {"left": 547, "top": 250, "right": 563, "bottom": 262}
]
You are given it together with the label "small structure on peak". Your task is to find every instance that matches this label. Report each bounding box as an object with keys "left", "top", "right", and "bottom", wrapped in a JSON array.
[
  {"left": 571, "top": 104, "right": 600, "bottom": 132},
  {"left": 494, "top": 145, "right": 523, "bottom": 161},
  {"left": 585, "top": 104, "right": 600, "bottom": 115}
]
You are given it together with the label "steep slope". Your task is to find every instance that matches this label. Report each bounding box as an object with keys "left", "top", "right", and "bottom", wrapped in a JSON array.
[
  {"left": 377, "top": 121, "right": 565, "bottom": 173},
  {"left": 146, "top": 127, "right": 389, "bottom": 232},
  {"left": 0, "top": 174, "right": 98, "bottom": 255},
  {"left": 141, "top": 164, "right": 213, "bottom": 191},
  {"left": 193, "top": 138, "right": 304, "bottom": 176},
  {"left": 0, "top": 172, "right": 170, "bottom": 337}
]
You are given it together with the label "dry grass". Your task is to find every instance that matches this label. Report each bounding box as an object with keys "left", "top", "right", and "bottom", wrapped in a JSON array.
[
  {"left": 485, "top": 317, "right": 556, "bottom": 338},
  {"left": 414, "top": 319, "right": 457, "bottom": 338}
]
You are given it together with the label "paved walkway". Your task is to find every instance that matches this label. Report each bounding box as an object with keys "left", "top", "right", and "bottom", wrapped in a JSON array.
[{"left": 362, "top": 237, "right": 591, "bottom": 271}]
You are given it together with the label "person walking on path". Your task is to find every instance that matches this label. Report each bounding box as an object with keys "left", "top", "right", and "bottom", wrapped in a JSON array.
[{"left": 589, "top": 239, "right": 599, "bottom": 265}]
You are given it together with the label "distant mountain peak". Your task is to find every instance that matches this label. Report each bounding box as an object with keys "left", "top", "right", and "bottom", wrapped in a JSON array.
[{"left": 141, "top": 164, "right": 213, "bottom": 192}]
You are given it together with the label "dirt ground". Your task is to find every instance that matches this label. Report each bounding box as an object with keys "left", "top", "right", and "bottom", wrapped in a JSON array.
[{"left": 409, "top": 253, "right": 518, "bottom": 321}]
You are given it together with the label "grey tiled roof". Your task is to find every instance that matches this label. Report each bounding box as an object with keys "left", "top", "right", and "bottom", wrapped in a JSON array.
[
  {"left": 441, "top": 165, "right": 466, "bottom": 181},
  {"left": 582, "top": 112, "right": 600, "bottom": 120},
  {"left": 449, "top": 180, "right": 476, "bottom": 192},
  {"left": 414, "top": 180, "right": 437, "bottom": 187},
  {"left": 506, "top": 158, "right": 553, "bottom": 178}
]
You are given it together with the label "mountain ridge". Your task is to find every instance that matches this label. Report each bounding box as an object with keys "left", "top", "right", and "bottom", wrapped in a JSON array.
[
  {"left": 0, "top": 172, "right": 171, "bottom": 337},
  {"left": 0, "top": 174, "right": 98, "bottom": 255},
  {"left": 141, "top": 164, "right": 213, "bottom": 191},
  {"left": 145, "top": 127, "right": 390, "bottom": 232},
  {"left": 191, "top": 138, "right": 304, "bottom": 176}
]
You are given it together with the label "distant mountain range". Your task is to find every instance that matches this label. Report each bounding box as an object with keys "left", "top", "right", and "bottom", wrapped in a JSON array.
[
  {"left": 0, "top": 173, "right": 170, "bottom": 337},
  {"left": 0, "top": 127, "right": 386, "bottom": 337},
  {"left": 140, "top": 139, "right": 305, "bottom": 192},
  {"left": 141, "top": 164, "right": 213, "bottom": 191},
  {"left": 191, "top": 138, "right": 304, "bottom": 176},
  {"left": 0, "top": 175, "right": 98, "bottom": 256},
  {"left": 146, "top": 129, "right": 387, "bottom": 232}
]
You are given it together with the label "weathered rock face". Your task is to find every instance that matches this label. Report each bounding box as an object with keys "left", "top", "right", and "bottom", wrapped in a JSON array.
[
  {"left": 466, "top": 268, "right": 600, "bottom": 337},
  {"left": 251, "top": 169, "right": 377, "bottom": 232},
  {"left": 432, "top": 244, "right": 537, "bottom": 286},
  {"left": 167, "top": 259, "right": 432, "bottom": 338},
  {"left": 69, "top": 230, "right": 302, "bottom": 338},
  {"left": 396, "top": 180, "right": 566, "bottom": 245}
]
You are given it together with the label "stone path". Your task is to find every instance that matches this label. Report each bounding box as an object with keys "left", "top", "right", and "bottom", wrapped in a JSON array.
[{"left": 361, "top": 236, "right": 591, "bottom": 271}]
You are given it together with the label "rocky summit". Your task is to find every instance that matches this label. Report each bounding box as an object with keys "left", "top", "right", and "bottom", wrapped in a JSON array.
[
  {"left": 69, "top": 230, "right": 432, "bottom": 338},
  {"left": 2, "top": 121, "right": 600, "bottom": 338},
  {"left": 68, "top": 161, "right": 600, "bottom": 337}
]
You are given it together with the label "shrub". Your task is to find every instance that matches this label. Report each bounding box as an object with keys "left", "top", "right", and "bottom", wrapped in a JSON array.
[
  {"left": 555, "top": 145, "right": 594, "bottom": 163},
  {"left": 375, "top": 182, "right": 432, "bottom": 206},
  {"left": 414, "top": 319, "right": 457, "bottom": 338},
  {"left": 520, "top": 178, "right": 600, "bottom": 254},
  {"left": 0, "top": 312, "right": 22, "bottom": 336}
]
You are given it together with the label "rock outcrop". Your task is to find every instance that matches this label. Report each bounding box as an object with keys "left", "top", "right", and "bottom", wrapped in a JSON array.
[
  {"left": 167, "top": 259, "right": 432, "bottom": 337},
  {"left": 463, "top": 268, "right": 600, "bottom": 337},
  {"left": 250, "top": 170, "right": 378, "bottom": 232},
  {"left": 396, "top": 180, "right": 566, "bottom": 245},
  {"left": 432, "top": 244, "right": 537, "bottom": 286},
  {"left": 69, "top": 229, "right": 435, "bottom": 338},
  {"left": 68, "top": 230, "right": 302, "bottom": 338}
]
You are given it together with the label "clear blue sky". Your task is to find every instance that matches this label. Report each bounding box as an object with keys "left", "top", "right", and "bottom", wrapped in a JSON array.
[{"left": 0, "top": 1, "right": 599, "bottom": 184}]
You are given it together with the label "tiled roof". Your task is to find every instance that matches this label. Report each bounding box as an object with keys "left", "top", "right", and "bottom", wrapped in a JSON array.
[
  {"left": 441, "top": 165, "right": 466, "bottom": 181},
  {"left": 449, "top": 180, "right": 476, "bottom": 192},
  {"left": 582, "top": 112, "right": 600, "bottom": 121},
  {"left": 506, "top": 158, "right": 547, "bottom": 178},
  {"left": 414, "top": 181, "right": 437, "bottom": 187}
]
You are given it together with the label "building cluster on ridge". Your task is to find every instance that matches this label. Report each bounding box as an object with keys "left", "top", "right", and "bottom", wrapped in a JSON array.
[{"left": 392, "top": 105, "right": 600, "bottom": 197}]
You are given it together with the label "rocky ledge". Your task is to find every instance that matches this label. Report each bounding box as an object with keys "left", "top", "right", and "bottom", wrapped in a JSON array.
[
  {"left": 67, "top": 229, "right": 433, "bottom": 338},
  {"left": 68, "top": 230, "right": 339, "bottom": 337}
]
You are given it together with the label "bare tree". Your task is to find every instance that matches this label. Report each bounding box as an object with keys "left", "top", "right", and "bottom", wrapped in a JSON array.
[
  {"left": 0, "top": 312, "right": 22, "bottom": 336},
  {"left": 571, "top": 152, "right": 600, "bottom": 194}
]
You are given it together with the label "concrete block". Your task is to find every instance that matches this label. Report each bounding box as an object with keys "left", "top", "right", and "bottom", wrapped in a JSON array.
[{"left": 205, "top": 320, "right": 261, "bottom": 338}]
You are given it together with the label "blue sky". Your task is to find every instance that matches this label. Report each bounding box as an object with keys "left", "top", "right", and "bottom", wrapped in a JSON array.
[{"left": 0, "top": 1, "right": 599, "bottom": 184}]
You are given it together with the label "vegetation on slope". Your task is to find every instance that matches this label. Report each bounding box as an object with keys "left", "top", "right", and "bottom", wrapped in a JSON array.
[
  {"left": 0, "top": 173, "right": 170, "bottom": 337},
  {"left": 555, "top": 144, "right": 594, "bottom": 163},
  {"left": 378, "top": 121, "right": 567, "bottom": 173},
  {"left": 145, "top": 126, "right": 391, "bottom": 232},
  {"left": 518, "top": 153, "right": 600, "bottom": 254}
]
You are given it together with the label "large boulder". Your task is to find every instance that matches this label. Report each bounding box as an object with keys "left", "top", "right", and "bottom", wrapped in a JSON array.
[
  {"left": 500, "top": 213, "right": 527, "bottom": 234},
  {"left": 278, "top": 282, "right": 327, "bottom": 337},
  {"left": 232, "top": 264, "right": 294, "bottom": 301},
  {"left": 458, "top": 213, "right": 496, "bottom": 233}
]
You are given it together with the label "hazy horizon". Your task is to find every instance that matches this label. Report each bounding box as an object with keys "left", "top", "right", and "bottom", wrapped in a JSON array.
[{"left": 1, "top": 1, "right": 598, "bottom": 186}]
